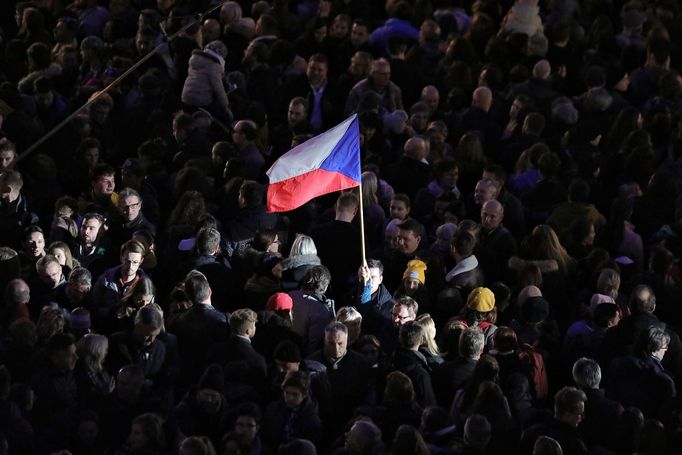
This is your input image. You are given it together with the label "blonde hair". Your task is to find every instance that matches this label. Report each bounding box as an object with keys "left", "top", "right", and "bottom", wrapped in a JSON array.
[
  {"left": 337, "top": 306, "right": 362, "bottom": 323},
  {"left": 415, "top": 313, "right": 441, "bottom": 357},
  {"left": 289, "top": 234, "right": 317, "bottom": 256}
]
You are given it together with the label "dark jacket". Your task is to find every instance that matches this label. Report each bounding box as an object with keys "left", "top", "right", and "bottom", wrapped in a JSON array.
[
  {"left": 307, "top": 348, "right": 370, "bottom": 429},
  {"left": 446, "top": 255, "right": 485, "bottom": 302},
  {"left": 432, "top": 357, "right": 477, "bottom": 408},
  {"left": 290, "top": 290, "right": 335, "bottom": 355},
  {"left": 109, "top": 213, "right": 156, "bottom": 246},
  {"left": 191, "top": 254, "right": 235, "bottom": 312},
  {"left": 356, "top": 282, "right": 395, "bottom": 337},
  {"left": 280, "top": 254, "right": 321, "bottom": 292},
  {"left": 476, "top": 225, "right": 518, "bottom": 284},
  {"left": 391, "top": 347, "right": 437, "bottom": 407},
  {"left": 224, "top": 207, "right": 279, "bottom": 255},
  {"left": 601, "top": 311, "right": 682, "bottom": 381},
  {"left": 262, "top": 396, "right": 323, "bottom": 450},
  {"left": 384, "top": 156, "right": 432, "bottom": 200},
  {"left": 209, "top": 335, "right": 267, "bottom": 384},
  {"left": 169, "top": 303, "right": 229, "bottom": 385},
  {"left": 606, "top": 353, "right": 676, "bottom": 418},
  {"left": 0, "top": 194, "right": 38, "bottom": 250},
  {"left": 310, "top": 220, "right": 362, "bottom": 299},
  {"left": 107, "top": 329, "right": 167, "bottom": 382},
  {"left": 174, "top": 388, "right": 231, "bottom": 448},
  {"left": 578, "top": 388, "right": 623, "bottom": 448}
]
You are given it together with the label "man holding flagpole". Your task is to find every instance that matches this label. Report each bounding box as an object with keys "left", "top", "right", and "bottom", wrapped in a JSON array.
[{"left": 266, "top": 114, "right": 364, "bottom": 300}]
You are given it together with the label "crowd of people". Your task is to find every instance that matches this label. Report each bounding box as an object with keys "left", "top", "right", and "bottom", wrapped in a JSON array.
[{"left": 2, "top": 0, "right": 682, "bottom": 454}]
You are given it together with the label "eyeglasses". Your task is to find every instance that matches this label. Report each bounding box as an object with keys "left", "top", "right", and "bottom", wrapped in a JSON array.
[
  {"left": 392, "top": 312, "right": 411, "bottom": 321},
  {"left": 120, "top": 202, "right": 141, "bottom": 211}
]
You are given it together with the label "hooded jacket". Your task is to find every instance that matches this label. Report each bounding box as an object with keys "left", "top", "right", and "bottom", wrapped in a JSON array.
[{"left": 181, "top": 49, "right": 229, "bottom": 111}]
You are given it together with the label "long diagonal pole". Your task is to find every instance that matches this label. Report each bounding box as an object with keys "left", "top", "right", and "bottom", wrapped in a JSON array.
[{"left": 15, "top": 0, "right": 230, "bottom": 164}]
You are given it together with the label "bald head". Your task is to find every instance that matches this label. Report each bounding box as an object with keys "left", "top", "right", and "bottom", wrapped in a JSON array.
[
  {"left": 533, "top": 60, "right": 551, "bottom": 80},
  {"left": 404, "top": 137, "right": 427, "bottom": 161},
  {"left": 480, "top": 199, "right": 504, "bottom": 231},
  {"left": 202, "top": 18, "right": 221, "bottom": 43},
  {"left": 5, "top": 278, "right": 30, "bottom": 305},
  {"left": 220, "top": 1, "right": 242, "bottom": 25},
  {"left": 474, "top": 178, "right": 499, "bottom": 205},
  {"left": 472, "top": 86, "right": 493, "bottom": 112},
  {"left": 421, "top": 85, "right": 439, "bottom": 113},
  {"left": 518, "top": 285, "right": 542, "bottom": 307}
]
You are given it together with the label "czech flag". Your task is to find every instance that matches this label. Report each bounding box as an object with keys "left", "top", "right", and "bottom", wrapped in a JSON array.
[{"left": 266, "top": 114, "right": 361, "bottom": 212}]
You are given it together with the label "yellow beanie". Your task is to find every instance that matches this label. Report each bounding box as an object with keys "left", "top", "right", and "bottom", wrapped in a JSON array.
[
  {"left": 403, "top": 259, "right": 427, "bottom": 285},
  {"left": 466, "top": 287, "right": 495, "bottom": 312}
]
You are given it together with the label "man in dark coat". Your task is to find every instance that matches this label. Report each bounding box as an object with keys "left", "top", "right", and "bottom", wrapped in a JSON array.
[
  {"left": 284, "top": 53, "right": 341, "bottom": 133},
  {"left": 605, "top": 326, "right": 676, "bottom": 418},
  {"left": 174, "top": 363, "right": 232, "bottom": 449},
  {"left": 520, "top": 386, "right": 588, "bottom": 455},
  {"left": 445, "top": 231, "right": 484, "bottom": 307},
  {"left": 432, "top": 326, "right": 484, "bottom": 407},
  {"left": 223, "top": 180, "right": 279, "bottom": 256},
  {"left": 109, "top": 187, "right": 156, "bottom": 247},
  {"left": 262, "top": 370, "right": 323, "bottom": 450},
  {"left": 210, "top": 308, "right": 267, "bottom": 387},
  {"left": 184, "top": 227, "right": 235, "bottom": 312},
  {"left": 601, "top": 285, "right": 682, "bottom": 380},
  {"left": 107, "top": 305, "right": 168, "bottom": 385},
  {"left": 384, "top": 136, "right": 431, "bottom": 201},
  {"left": 308, "top": 321, "right": 370, "bottom": 432},
  {"left": 0, "top": 169, "right": 39, "bottom": 250},
  {"left": 73, "top": 212, "right": 115, "bottom": 281},
  {"left": 383, "top": 218, "right": 424, "bottom": 293},
  {"left": 572, "top": 357, "right": 623, "bottom": 449},
  {"left": 290, "top": 266, "right": 336, "bottom": 355},
  {"left": 310, "top": 192, "right": 361, "bottom": 300},
  {"left": 170, "top": 270, "right": 229, "bottom": 387},
  {"left": 475, "top": 200, "right": 518, "bottom": 284},
  {"left": 357, "top": 259, "right": 395, "bottom": 336},
  {"left": 391, "top": 321, "right": 436, "bottom": 407}
]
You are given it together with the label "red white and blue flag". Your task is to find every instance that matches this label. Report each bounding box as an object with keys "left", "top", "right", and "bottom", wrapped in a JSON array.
[{"left": 266, "top": 114, "right": 361, "bottom": 212}]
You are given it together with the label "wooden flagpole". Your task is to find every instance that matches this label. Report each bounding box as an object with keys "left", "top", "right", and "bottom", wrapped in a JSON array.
[{"left": 357, "top": 177, "right": 368, "bottom": 268}]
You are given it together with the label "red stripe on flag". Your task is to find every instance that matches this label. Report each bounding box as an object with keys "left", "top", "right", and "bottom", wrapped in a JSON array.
[{"left": 267, "top": 168, "right": 360, "bottom": 212}]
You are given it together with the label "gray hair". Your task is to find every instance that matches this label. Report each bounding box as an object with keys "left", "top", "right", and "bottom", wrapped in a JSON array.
[
  {"left": 68, "top": 267, "right": 92, "bottom": 287},
  {"left": 118, "top": 187, "right": 141, "bottom": 200},
  {"left": 324, "top": 321, "right": 348, "bottom": 336},
  {"left": 134, "top": 305, "right": 163, "bottom": 330},
  {"left": 572, "top": 357, "right": 601, "bottom": 389},
  {"left": 77, "top": 333, "right": 108, "bottom": 372},
  {"left": 459, "top": 326, "right": 485, "bottom": 359}
]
